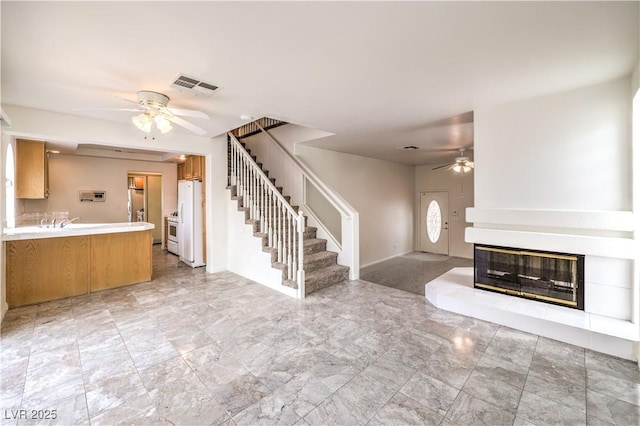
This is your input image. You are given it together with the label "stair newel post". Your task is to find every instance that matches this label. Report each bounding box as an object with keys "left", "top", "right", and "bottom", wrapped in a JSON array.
[{"left": 297, "top": 210, "right": 305, "bottom": 298}]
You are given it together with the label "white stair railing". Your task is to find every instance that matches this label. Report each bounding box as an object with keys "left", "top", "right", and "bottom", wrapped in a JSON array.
[
  {"left": 228, "top": 133, "right": 305, "bottom": 298},
  {"left": 252, "top": 121, "right": 360, "bottom": 280}
]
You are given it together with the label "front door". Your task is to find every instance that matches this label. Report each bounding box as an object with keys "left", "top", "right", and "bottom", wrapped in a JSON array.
[{"left": 420, "top": 191, "right": 449, "bottom": 255}]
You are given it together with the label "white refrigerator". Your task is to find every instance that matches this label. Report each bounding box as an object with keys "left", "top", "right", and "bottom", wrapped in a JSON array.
[{"left": 178, "top": 180, "right": 205, "bottom": 268}]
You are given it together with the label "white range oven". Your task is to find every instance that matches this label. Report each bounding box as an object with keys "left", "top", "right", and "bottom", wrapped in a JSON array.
[{"left": 167, "top": 216, "right": 179, "bottom": 255}]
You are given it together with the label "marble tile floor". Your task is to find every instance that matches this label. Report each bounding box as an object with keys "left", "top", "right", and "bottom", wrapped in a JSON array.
[{"left": 1, "top": 247, "right": 639, "bottom": 425}]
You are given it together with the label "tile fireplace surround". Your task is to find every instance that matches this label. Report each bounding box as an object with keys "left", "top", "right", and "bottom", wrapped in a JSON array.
[{"left": 440, "top": 208, "right": 639, "bottom": 362}]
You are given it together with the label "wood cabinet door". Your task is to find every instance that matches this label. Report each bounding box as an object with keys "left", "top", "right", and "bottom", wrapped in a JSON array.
[
  {"left": 6, "top": 236, "right": 90, "bottom": 307},
  {"left": 183, "top": 156, "right": 193, "bottom": 179},
  {"left": 90, "top": 231, "right": 152, "bottom": 291},
  {"left": 192, "top": 156, "right": 203, "bottom": 179},
  {"left": 177, "top": 162, "right": 185, "bottom": 180},
  {"left": 16, "top": 139, "right": 48, "bottom": 199}
]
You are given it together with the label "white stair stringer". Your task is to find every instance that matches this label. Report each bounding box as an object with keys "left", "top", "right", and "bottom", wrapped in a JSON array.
[{"left": 225, "top": 195, "right": 297, "bottom": 298}]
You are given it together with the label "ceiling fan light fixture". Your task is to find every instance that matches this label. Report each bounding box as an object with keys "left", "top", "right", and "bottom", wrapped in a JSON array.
[
  {"left": 154, "top": 114, "right": 173, "bottom": 134},
  {"left": 453, "top": 164, "right": 462, "bottom": 173},
  {"left": 132, "top": 113, "right": 152, "bottom": 133}
]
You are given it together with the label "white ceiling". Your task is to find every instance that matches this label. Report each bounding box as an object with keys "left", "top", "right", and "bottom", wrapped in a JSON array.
[{"left": 1, "top": 1, "right": 638, "bottom": 166}]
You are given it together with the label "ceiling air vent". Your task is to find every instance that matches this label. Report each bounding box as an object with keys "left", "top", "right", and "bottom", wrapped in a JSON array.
[{"left": 171, "top": 74, "right": 219, "bottom": 98}]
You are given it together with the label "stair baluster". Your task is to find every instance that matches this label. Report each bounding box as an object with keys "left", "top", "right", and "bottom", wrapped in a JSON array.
[{"left": 228, "top": 128, "right": 350, "bottom": 297}]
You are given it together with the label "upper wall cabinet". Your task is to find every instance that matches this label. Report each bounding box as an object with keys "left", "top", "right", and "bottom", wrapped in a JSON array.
[
  {"left": 182, "top": 155, "right": 204, "bottom": 181},
  {"left": 16, "top": 139, "right": 49, "bottom": 199}
]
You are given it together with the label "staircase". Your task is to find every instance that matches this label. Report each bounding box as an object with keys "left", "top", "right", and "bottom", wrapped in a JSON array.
[{"left": 227, "top": 121, "right": 349, "bottom": 296}]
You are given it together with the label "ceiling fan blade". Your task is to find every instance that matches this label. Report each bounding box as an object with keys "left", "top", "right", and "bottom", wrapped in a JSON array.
[
  {"left": 168, "top": 115, "right": 208, "bottom": 136},
  {"left": 116, "top": 95, "right": 139, "bottom": 104},
  {"left": 74, "top": 107, "right": 143, "bottom": 112},
  {"left": 166, "top": 107, "right": 209, "bottom": 119},
  {"left": 421, "top": 146, "right": 474, "bottom": 153},
  {"left": 432, "top": 162, "right": 456, "bottom": 171}
]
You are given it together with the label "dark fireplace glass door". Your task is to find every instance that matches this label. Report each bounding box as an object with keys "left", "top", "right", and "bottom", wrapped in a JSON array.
[{"left": 474, "top": 245, "right": 584, "bottom": 310}]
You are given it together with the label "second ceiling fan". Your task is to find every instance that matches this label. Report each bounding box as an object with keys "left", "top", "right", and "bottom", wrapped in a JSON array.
[{"left": 432, "top": 148, "right": 474, "bottom": 173}]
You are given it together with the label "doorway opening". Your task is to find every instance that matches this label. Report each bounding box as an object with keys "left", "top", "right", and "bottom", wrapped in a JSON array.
[{"left": 127, "top": 172, "right": 162, "bottom": 244}]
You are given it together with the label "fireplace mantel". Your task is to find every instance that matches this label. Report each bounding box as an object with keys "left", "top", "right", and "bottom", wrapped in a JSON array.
[{"left": 466, "top": 208, "right": 636, "bottom": 259}]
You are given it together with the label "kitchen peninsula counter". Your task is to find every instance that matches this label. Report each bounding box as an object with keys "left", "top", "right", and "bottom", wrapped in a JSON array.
[
  {"left": 3, "top": 221, "right": 154, "bottom": 240},
  {"left": 4, "top": 222, "right": 154, "bottom": 308}
]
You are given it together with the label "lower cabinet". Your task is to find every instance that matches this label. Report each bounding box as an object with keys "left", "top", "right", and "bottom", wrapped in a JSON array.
[
  {"left": 90, "top": 231, "right": 152, "bottom": 292},
  {"left": 6, "top": 230, "right": 152, "bottom": 308},
  {"left": 6, "top": 236, "right": 90, "bottom": 307}
]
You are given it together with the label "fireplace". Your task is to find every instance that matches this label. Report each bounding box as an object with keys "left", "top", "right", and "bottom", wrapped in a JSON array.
[{"left": 474, "top": 245, "right": 584, "bottom": 310}]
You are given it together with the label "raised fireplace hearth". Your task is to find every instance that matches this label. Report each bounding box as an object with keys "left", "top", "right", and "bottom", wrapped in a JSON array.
[{"left": 474, "top": 244, "right": 584, "bottom": 310}]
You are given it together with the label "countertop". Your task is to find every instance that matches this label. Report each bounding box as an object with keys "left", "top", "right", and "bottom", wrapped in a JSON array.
[{"left": 3, "top": 222, "right": 155, "bottom": 241}]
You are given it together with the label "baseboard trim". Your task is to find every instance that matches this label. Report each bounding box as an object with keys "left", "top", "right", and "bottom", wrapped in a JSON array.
[
  {"left": 360, "top": 251, "right": 414, "bottom": 269},
  {"left": 1, "top": 302, "right": 8, "bottom": 323}
]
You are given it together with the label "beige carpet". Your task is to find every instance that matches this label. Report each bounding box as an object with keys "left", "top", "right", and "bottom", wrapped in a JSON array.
[{"left": 359, "top": 252, "right": 473, "bottom": 296}]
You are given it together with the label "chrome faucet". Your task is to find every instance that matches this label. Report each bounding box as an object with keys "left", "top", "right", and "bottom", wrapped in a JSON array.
[{"left": 59, "top": 217, "right": 80, "bottom": 228}]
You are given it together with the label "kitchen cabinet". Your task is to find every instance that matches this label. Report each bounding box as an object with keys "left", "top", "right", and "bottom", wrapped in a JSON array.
[
  {"left": 16, "top": 138, "right": 49, "bottom": 199},
  {"left": 6, "top": 230, "right": 152, "bottom": 308},
  {"left": 177, "top": 162, "right": 185, "bottom": 180},
  {"left": 6, "top": 236, "right": 90, "bottom": 307},
  {"left": 90, "top": 231, "right": 152, "bottom": 292},
  {"left": 183, "top": 155, "right": 204, "bottom": 180}
]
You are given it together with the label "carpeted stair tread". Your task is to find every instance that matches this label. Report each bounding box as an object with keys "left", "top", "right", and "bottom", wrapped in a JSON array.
[
  {"left": 305, "top": 264, "right": 349, "bottom": 294},
  {"left": 304, "top": 226, "right": 317, "bottom": 239},
  {"left": 304, "top": 238, "right": 327, "bottom": 254},
  {"left": 304, "top": 251, "right": 338, "bottom": 272},
  {"left": 227, "top": 141, "right": 349, "bottom": 296}
]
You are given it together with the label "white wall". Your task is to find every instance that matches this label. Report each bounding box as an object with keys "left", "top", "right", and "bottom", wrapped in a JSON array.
[
  {"left": 414, "top": 165, "right": 474, "bottom": 258},
  {"left": 469, "top": 76, "right": 638, "bottom": 359},
  {"left": 22, "top": 154, "right": 177, "bottom": 226},
  {"left": 206, "top": 134, "right": 229, "bottom": 273},
  {"left": 475, "top": 77, "right": 632, "bottom": 211},
  {"left": 296, "top": 145, "right": 414, "bottom": 267}
]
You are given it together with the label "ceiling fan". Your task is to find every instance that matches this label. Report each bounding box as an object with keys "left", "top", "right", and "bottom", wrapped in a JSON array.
[
  {"left": 432, "top": 148, "right": 475, "bottom": 173},
  {"left": 83, "top": 91, "right": 210, "bottom": 136}
]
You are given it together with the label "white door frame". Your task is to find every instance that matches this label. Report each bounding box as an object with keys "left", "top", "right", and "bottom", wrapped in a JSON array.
[{"left": 420, "top": 191, "right": 449, "bottom": 255}]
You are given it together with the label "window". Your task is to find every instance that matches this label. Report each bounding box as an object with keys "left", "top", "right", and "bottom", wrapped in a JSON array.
[{"left": 5, "top": 143, "right": 15, "bottom": 228}]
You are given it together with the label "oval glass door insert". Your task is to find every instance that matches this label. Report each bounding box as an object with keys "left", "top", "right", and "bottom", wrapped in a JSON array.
[{"left": 426, "top": 200, "right": 442, "bottom": 243}]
